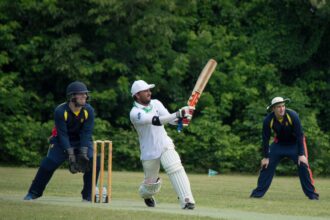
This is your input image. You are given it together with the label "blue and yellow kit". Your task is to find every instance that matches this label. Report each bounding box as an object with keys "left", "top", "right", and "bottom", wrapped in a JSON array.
[
  {"left": 50, "top": 102, "right": 94, "bottom": 149},
  {"left": 27, "top": 102, "right": 95, "bottom": 200},
  {"left": 262, "top": 109, "right": 304, "bottom": 158},
  {"left": 251, "top": 109, "right": 319, "bottom": 200}
]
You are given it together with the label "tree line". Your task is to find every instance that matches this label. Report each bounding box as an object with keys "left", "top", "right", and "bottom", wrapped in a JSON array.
[{"left": 0, "top": 0, "right": 329, "bottom": 175}]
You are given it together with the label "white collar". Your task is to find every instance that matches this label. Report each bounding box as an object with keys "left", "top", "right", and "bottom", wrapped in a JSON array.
[{"left": 134, "top": 101, "right": 153, "bottom": 113}]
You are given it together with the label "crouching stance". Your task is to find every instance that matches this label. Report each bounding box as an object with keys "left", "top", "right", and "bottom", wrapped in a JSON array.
[
  {"left": 250, "top": 97, "right": 319, "bottom": 200},
  {"left": 130, "top": 80, "right": 195, "bottom": 209},
  {"left": 24, "top": 81, "right": 97, "bottom": 201}
]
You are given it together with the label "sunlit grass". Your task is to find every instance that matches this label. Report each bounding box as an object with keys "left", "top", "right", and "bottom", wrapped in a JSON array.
[{"left": 0, "top": 167, "right": 329, "bottom": 219}]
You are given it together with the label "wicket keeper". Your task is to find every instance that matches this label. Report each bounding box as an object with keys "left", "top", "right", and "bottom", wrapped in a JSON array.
[
  {"left": 130, "top": 80, "right": 195, "bottom": 209},
  {"left": 24, "top": 81, "right": 98, "bottom": 201},
  {"left": 250, "top": 97, "right": 319, "bottom": 200}
]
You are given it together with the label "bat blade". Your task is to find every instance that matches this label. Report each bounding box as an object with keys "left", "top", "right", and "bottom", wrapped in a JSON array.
[
  {"left": 177, "top": 59, "right": 217, "bottom": 132},
  {"left": 188, "top": 59, "right": 217, "bottom": 107}
]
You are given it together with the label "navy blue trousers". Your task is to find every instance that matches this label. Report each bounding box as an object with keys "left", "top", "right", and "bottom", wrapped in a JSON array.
[
  {"left": 251, "top": 142, "right": 318, "bottom": 199},
  {"left": 27, "top": 143, "right": 99, "bottom": 200}
]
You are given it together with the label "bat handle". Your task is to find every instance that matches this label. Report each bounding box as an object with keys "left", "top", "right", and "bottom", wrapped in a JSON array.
[{"left": 177, "top": 118, "right": 183, "bottom": 132}]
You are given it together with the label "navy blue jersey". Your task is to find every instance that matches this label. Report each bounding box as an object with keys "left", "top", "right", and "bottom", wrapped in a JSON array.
[
  {"left": 53, "top": 103, "right": 94, "bottom": 149},
  {"left": 262, "top": 109, "right": 304, "bottom": 158}
]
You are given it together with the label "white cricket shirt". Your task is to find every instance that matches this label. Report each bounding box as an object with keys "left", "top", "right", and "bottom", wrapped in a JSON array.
[{"left": 130, "top": 99, "right": 175, "bottom": 160}]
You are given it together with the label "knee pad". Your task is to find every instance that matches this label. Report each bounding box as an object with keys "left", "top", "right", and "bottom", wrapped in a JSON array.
[
  {"left": 160, "top": 149, "right": 183, "bottom": 174},
  {"left": 138, "top": 178, "right": 162, "bottom": 199}
]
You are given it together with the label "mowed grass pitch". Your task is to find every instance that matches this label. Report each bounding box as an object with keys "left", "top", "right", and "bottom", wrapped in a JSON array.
[{"left": 0, "top": 167, "right": 329, "bottom": 220}]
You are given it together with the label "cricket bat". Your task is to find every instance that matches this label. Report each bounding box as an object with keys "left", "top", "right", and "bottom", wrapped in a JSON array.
[
  {"left": 178, "top": 59, "right": 217, "bottom": 131},
  {"left": 187, "top": 59, "right": 217, "bottom": 107}
]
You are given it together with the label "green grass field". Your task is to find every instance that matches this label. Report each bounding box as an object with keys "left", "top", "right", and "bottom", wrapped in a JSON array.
[{"left": 0, "top": 167, "right": 329, "bottom": 220}]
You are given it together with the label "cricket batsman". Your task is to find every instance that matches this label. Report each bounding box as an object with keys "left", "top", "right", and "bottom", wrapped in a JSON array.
[
  {"left": 24, "top": 81, "right": 98, "bottom": 201},
  {"left": 129, "top": 80, "right": 195, "bottom": 209}
]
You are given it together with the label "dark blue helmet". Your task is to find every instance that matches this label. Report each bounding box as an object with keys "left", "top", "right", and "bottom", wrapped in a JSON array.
[{"left": 66, "top": 81, "right": 89, "bottom": 96}]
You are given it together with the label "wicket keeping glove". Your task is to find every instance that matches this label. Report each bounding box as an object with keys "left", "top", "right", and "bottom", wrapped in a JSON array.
[
  {"left": 77, "top": 147, "right": 90, "bottom": 173},
  {"left": 67, "top": 147, "right": 79, "bottom": 174}
]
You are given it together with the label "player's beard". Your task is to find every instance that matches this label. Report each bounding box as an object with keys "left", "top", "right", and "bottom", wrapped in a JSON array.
[
  {"left": 140, "top": 98, "right": 151, "bottom": 105},
  {"left": 136, "top": 91, "right": 151, "bottom": 106}
]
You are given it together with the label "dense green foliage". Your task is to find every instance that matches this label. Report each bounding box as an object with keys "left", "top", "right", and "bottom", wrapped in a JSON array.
[{"left": 0, "top": 0, "right": 329, "bottom": 175}]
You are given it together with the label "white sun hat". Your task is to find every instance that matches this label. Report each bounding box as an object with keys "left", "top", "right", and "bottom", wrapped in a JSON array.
[
  {"left": 131, "top": 80, "right": 155, "bottom": 97},
  {"left": 267, "top": 97, "right": 290, "bottom": 110}
]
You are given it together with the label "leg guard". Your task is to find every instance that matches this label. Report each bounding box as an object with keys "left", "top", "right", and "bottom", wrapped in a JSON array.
[
  {"left": 160, "top": 149, "right": 195, "bottom": 208},
  {"left": 139, "top": 159, "right": 161, "bottom": 207},
  {"left": 138, "top": 178, "right": 162, "bottom": 199}
]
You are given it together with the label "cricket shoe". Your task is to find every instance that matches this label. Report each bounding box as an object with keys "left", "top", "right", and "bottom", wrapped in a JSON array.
[
  {"left": 82, "top": 196, "right": 91, "bottom": 202},
  {"left": 250, "top": 193, "right": 263, "bottom": 198},
  {"left": 183, "top": 202, "right": 195, "bottom": 210},
  {"left": 23, "top": 192, "right": 39, "bottom": 200},
  {"left": 309, "top": 194, "right": 319, "bottom": 200},
  {"left": 144, "top": 197, "right": 156, "bottom": 207}
]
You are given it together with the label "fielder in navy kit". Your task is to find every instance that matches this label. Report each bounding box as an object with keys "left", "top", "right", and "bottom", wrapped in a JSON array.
[
  {"left": 24, "top": 81, "right": 97, "bottom": 201},
  {"left": 250, "top": 97, "right": 319, "bottom": 200}
]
